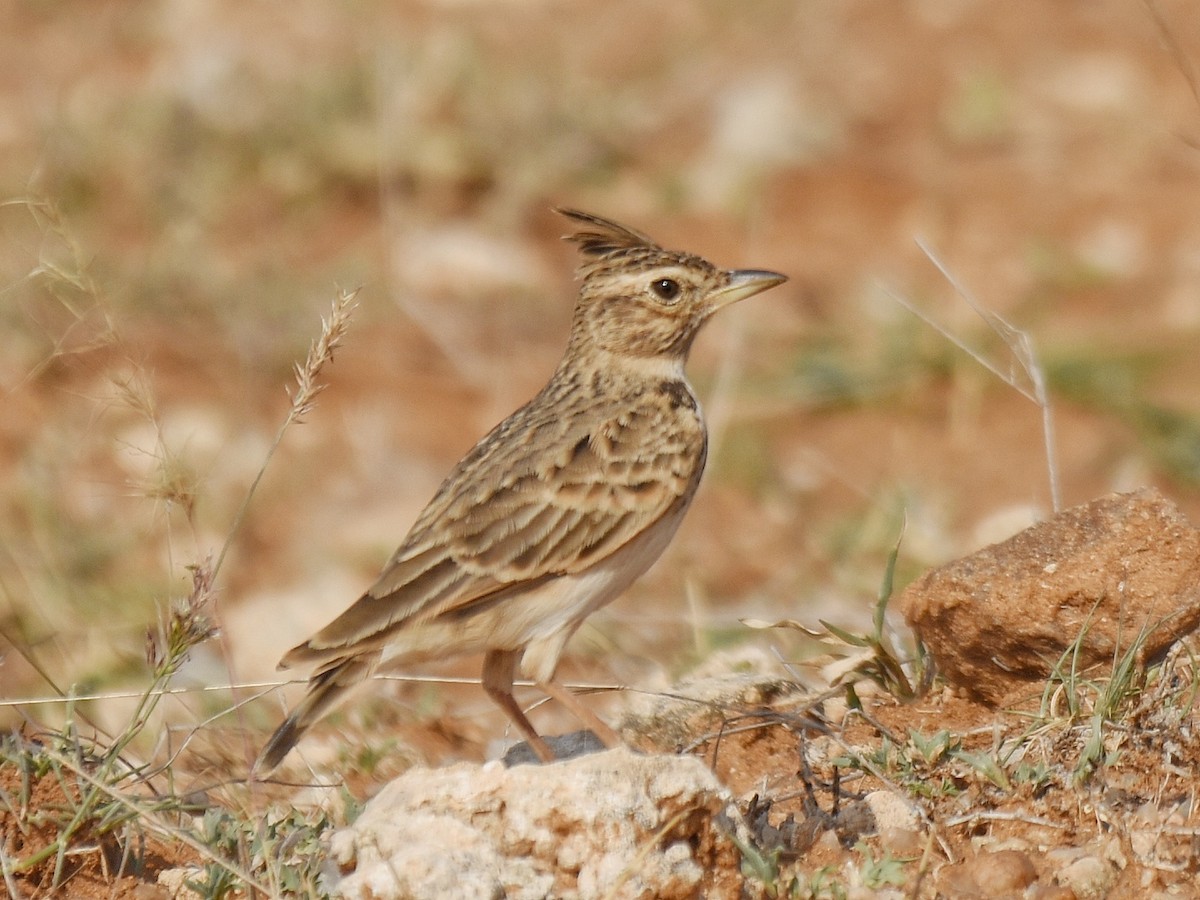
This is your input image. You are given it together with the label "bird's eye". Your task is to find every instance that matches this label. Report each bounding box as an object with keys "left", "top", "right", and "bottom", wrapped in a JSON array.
[{"left": 650, "top": 278, "right": 681, "bottom": 302}]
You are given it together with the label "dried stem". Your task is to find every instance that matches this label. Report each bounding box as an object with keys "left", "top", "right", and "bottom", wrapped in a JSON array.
[
  {"left": 212, "top": 287, "right": 360, "bottom": 581},
  {"left": 884, "top": 241, "right": 1062, "bottom": 511}
]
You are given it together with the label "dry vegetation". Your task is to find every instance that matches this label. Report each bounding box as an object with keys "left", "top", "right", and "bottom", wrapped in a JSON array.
[{"left": 3, "top": 1, "right": 1200, "bottom": 897}]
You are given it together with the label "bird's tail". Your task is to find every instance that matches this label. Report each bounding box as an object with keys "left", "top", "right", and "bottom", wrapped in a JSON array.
[{"left": 254, "top": 651, "right": 379, "bottom": 775}]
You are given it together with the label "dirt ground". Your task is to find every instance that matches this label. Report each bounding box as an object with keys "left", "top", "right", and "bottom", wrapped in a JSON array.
[{"left": 3, "top": 0, "right": 1200, "bottom": 896}]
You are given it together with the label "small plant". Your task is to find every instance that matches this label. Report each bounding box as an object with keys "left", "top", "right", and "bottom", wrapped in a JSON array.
[
  {"left": 855, "top": 842, "right": 910, "bottom": 890},
  {"left": 907, "top": 728, "right": 956, "bottom": 767},
  {"left": 798, "top": 867, "right": 848, "bottom": 900},
  {"left": 729, "top": 827, "right": 786, "bottom": 898},
  {"left": 1038, "top": 615, "right": 1155, "bottom": 785},
  {"left": 0, "top": 286, "right": 360, "bottom": 895},
  {"left": 727, "top": 828, "right": 850, "bottom": 900},
  {"left": 185, "top": 806, "right": 334, "bottom": 898},
  {"left": 744, "top": 524, "right": 932, "bottom": 705},
  {"left": 1010, "top": 758, "right": 1055, "bottom": 799},
  {"left": 0, "top": 561, "right": 227, "bottom": 891},
  {"left": 949, "top": 747, "right": 1012, "bottom": 792},
  {"left": 832, "top": 731, "right": 962, "bottom": 801}
]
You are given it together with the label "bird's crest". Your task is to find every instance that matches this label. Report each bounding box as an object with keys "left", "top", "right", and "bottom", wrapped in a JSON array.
[
  {"left": 556, "top": 207, "right": 689, "bottom": 281},
  {"left": 556, "top": 208, "right": 660, "bottom": 258}
]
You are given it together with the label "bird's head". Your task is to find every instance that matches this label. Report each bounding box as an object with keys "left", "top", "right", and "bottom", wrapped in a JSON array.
[{"left": 557, "top": 208, "right": 786, "bottom": 364}]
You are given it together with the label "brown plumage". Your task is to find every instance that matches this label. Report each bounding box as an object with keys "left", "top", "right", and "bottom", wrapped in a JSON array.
[{"left": 255, "top": 208, "right": 786, "bottom": 773}]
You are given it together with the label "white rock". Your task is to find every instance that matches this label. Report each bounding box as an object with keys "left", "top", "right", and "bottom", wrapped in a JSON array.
[
  {"left": 157, "top": 867, "right": 206, "bottom": 899},
  {"left": 333, "top": 812, "right": 511, "bottom": 899},
  {"left": 863, "top": 790, "right": 920, "bottom": 833},
  {"left": 330, "top": 748, "right": 744, "bottom": 900},
  {"left": 1056, "top": 855, "right": 1114, "bottom": 899}
]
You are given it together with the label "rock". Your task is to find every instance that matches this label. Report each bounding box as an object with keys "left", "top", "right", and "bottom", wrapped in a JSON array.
[
  {"left": 900, "top": 489, "right": 1200, "bottom": 704},
  {"left": 336, "top": 812, "right": 506, "bottom": 899},
  {"left": 1027, "top": 887, "right": 1076, "bottom": 900},
  {"left": 968, "top": 849, "right": 1039, "bottom": 892},
  {"left": 862, "top": 791, "right": 921, "bottom": 853},
  {"left": 156, "top": 868, "right": 205, "bottom": 899},
  {"left": 1055, "top": 855, "right": 1115, "bottom": 899},
  {"left": 937, "top": 849, "right": 1039, "bottom": 897},
  {"left": 846, "top": 887, "right": 902, "bottom": 900},
  {"left": 502, "top": 728, "right": 608, "bottom": 766},
  {"left": 328, "top": 747, "right": 745, "bottom": 900},
  {"left": 862, "top": 790, "right": 919, "bottom": 832}
]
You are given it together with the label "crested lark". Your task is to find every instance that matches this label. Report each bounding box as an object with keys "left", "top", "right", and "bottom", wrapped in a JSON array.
[{"left": 256, "top": 209, "right": 785, "bottom": 772}]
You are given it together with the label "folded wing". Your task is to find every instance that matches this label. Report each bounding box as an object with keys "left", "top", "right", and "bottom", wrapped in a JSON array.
[{"left": 281, "top": 392, "right": 704, "bottom": 667}]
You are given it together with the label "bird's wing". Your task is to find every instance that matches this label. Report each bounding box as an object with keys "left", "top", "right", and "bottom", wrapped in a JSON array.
[{"left": 282, "top": 388, "right": 705, "bottom": 665}]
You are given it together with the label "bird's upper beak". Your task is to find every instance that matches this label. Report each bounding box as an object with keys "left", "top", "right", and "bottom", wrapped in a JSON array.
[{"left": 709, "top": 269, "right": 788, "bottom": 311}]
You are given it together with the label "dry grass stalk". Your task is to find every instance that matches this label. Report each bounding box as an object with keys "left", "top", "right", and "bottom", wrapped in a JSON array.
[
  {"left": 883, "top": 241, "right": 1062, "bottom": 511},
  {"left": 213, "top": 287, "right": 360, "bottom": 580},
  {"left": 288, "top": 287, "right": 361, "bottom": 423}
]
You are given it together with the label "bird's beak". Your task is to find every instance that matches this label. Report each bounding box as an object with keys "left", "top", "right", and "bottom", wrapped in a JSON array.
[{"left": 709, "top": 269, "right": 787, "bottom": 311}]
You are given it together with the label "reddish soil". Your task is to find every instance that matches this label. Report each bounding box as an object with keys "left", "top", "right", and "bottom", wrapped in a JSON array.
[
  {"left": 2, "top": 0, "right": 1200, "bottom": 896},
  {"left": 0, "top": 759, "right": 196, "bottom": 899}
]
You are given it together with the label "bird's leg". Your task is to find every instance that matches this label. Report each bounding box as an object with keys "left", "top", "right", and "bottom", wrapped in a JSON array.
[
  {"left": 539, "top": 677, "right": 621, "bottom": 749},
  {"left": 482, "top": 648, "right": 555, "bottom": 763}
]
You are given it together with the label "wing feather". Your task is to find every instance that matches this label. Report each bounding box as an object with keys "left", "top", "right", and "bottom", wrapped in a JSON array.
[{"left": 288, "top": 385, "right": 704, "bottom": 661}]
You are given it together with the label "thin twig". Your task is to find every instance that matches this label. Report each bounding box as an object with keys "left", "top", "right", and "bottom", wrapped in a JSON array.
[
  {"left": 942, "top": 809, "right": 1065, "bottom": 829},
  {"left": 916, "top": 238, "right": 1061, "bottom": 510},
  {"left": 0, "top": 841, "right": 21, "bottom": 900},
  {"left": 1143, "top": 0, "right": 1200, "bottom": 117},
  {"left": 821, "top": 728, "right": 957, "bottom": 863},
  {"left": 884, "top": 239, "right": 1062, "bottom": 510},
  {"left": 880, "top": 285, "right": 1035, "bottom": 404},
  {"left": 0, "top": 674, "right": 626, "bottom": 708},
  {"left": 40, "top": 746, "right": 272, "bottom": 896}
]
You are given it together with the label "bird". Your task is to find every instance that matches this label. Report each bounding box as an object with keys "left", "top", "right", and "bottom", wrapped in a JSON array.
[{"left": 254, "top": 208, "right": 786, "bottom": 773}]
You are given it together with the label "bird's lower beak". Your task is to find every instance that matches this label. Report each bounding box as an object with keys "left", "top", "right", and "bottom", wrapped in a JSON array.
[{"left": 709, "top": 269, "right": 788, "bottom": 311}]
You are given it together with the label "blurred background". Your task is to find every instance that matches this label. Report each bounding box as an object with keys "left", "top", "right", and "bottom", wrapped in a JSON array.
[{"left": 2, "top": 0, "right": 1199, "bottom": 767}]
